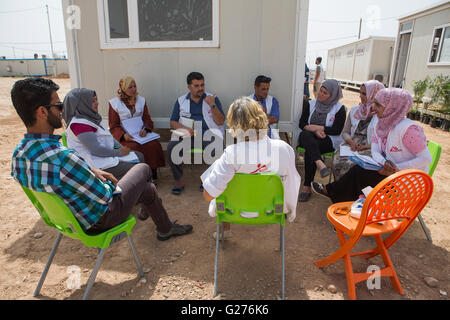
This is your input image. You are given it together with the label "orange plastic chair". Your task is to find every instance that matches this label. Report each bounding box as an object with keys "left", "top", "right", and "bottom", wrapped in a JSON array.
[{"left": 314, "top": 169, "right": 434, "bottom": 300}]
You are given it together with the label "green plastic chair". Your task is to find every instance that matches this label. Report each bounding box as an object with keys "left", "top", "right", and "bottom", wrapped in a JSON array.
[
  {"left": 61, "top": 132, "right": 68, "bottom": 147},
  {"left": 297, "top": 147, "right": 336, "bottom": 183},
  {"left": 22, "top": 186, "right": 144, "bottom": 300},
  {"left": 213, "top": 173, "right": 287, "bottom": 299},
  {"left": 418, "top": 141, "right": 442, "bottom": 242}
]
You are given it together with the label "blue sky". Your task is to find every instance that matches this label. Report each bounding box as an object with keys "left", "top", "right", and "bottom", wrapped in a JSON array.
[{"left": 0, "top": 0, "right": 445, "bottom": 67}]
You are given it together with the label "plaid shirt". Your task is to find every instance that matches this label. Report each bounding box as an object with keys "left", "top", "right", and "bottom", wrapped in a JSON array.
[{"left": 11, "top": 134, "right": 114, "bottom": 231}]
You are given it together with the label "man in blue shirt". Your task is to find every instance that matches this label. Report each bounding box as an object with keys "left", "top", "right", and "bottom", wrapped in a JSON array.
[
  {"left": 168, "top": 72, "right": 225, "bottom": 195},
  {"left": 11, "top": 78, "right": 192, "bottom": 240},
  {"left": 249, "top": 75, "right": 280, "bottom": 139}
]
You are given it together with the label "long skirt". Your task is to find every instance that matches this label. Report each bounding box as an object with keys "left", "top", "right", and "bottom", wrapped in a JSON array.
[{"left": 121, "top": 140, "right": 166, "bottom": 170}]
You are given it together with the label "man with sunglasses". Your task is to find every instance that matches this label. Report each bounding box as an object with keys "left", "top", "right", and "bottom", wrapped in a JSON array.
[
  {"left": 11, "top": 77, "right": 193, "bottom": 240},
  {"left": 168, "top": 72, "right": 225, "bottom": 195}
]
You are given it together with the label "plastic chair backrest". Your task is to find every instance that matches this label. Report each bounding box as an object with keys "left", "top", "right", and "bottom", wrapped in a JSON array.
[
  {"left": 215, "top": 173, "right": 286, "bottom": 227},
  {"left": 61, "top": 132, "right": 68, "bottom": 148},
  {"left": 427, "top": 141, "right": 441, "bottom": 177},
  {"left": 22, "top": 186, "right": 88, "bottom": 240},
  {"left": 355, "top": 170, "right": 433, "bottom": 239}
]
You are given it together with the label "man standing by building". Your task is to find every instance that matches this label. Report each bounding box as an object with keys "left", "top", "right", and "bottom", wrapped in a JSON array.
[
  {"left": 168, "top": 72, "right": 225, "bottom": 195},
  {"left": 313, "top": 57, "right": 325, "bottom": 98},
  {"left": 248, "top": 75, "right": 280, "bottom": 140}
]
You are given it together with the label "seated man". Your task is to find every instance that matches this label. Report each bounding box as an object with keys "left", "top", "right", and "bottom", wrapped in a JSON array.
[
  {"left": 248, "top": 75, "right": 280, "bottom": 140},
  {"left": 168, "top": 72, "right": 226, "bottom": 195},
  {"left": 10, "top": 78, "right": 192, "bottom": 240}
]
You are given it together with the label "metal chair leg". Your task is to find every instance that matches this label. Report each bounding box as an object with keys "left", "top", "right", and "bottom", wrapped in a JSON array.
[
  {"left": 281, "top": 225, "right": 285, "bottom": 300},
  {"left": 221, "top": 222, "right": 225, "bottom": 251},
  {"left": 34, "top": 232, "right": 63, "bottom": 297},
  {"left": 280, "top": 224, "right": 282, "bottom": 251},
  {"left": 82, "top": 248, "right": 107, "bottom": 300},
  {"left": 127, "top": 235, "right": 144, "bottom": 278},
  {"left": 418, "top": 215, "right": 433, "bottom": 242},
  {"left": 213, "top": 223, "right": 220, "bottom": 297}
]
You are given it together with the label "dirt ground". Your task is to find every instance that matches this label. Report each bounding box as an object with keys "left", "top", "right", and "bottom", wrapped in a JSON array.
[{"left": 0, "top": 78, "right": 448, "bottom": 301}]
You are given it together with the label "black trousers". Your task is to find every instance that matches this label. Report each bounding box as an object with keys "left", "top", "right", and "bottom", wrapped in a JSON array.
[
  {"left": 298, "top": 131, "right": 334, "bottom": 187},
  {"left": 325, "top": 165, "right": 386, "bottom": 203}
]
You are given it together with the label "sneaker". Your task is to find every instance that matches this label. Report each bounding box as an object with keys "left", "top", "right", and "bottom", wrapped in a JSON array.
[
  {"left": 311, "top": 182, "right": 331, "bottom": 199},
  {"left": 213, "top": 230, "right": 232, "bottom": 241},
  {"left": 137, "top": 207, "right": 149, "bottom": 221},
  {"left": 157, "top": 221, "right": 193, "bottom": 241}
]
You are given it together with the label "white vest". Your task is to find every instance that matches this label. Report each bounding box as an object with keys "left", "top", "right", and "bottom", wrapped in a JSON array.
[
  {"left": 375, "top": 118, "right": 429, "bottom": 173},
  {"left": 109, "top": 96, "right": 146, "bottom": 121},
  {"left": 66, "top": 117, "right": 119, "bottom": 170},
  {"left": 248, "top": 94, "right": 280, "bottom": 140},
  {"left": 178, "top": 93, "right": 224, "bottom": 140},
  {"left": 349, "top": 105, "right": 378, "bottom": 145},
  {"left": 308, "top": 99, "right": 345, "bottom": 149}
]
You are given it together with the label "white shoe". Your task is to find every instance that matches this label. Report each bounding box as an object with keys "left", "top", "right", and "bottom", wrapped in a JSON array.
[{"left": 213, "top": 230, "right": 232, "bottom": 241}]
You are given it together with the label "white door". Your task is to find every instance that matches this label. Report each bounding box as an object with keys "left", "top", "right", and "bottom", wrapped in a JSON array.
[{"left": 393, "top": 33, "right": 411, "bottom": 88}]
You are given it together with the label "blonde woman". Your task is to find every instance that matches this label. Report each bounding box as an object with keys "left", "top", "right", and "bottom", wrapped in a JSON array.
[
  {"left": 109, "top": 77, "right": 165, "bottom": 184},
  {"left": 202, "top": 97, "right": 301, "bottom": 240}
]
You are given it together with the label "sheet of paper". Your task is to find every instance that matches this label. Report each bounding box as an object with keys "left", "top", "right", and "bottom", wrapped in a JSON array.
[
  {"left": 180, "top": 116, "right": 194, "bottom": 129},
  {"left": 119, "top": 151, "right": 139, "bottom": 163},
  {"left": 356, "top": 154, "right": 381, "bottom": 166},
  {"left": 121, "top": 117, "right": 160, "bottom": 145},
  {"left": 340, "top": 145, "right": 358, "bottom": 157},
  {"left": 121, "top": 117, "right": 145, "bottom": 137},
  {"left": 132, "top": 132, "right": 161, "bottom": 145}
]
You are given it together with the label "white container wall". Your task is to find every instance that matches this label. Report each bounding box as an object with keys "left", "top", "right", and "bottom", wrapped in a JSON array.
[
  {"left": 0, "top": 59, "right": 69, "bottom": 77},
  {"left": 62, "top": 0, "right": 309, "bottom": 135},
  {"left": 327, "top": 37, "right": 395, "bottom": 89}
]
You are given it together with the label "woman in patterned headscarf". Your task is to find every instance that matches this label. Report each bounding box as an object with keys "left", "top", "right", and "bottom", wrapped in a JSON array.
[
  {"left": 312, "top": 88, "right": 432, "bottom": 204},
  {"left": 333, "top": 80, "right": 385, "bottom": 179},
  {"left": 109, "top": 77, "right": 165, "bottom": 184}
]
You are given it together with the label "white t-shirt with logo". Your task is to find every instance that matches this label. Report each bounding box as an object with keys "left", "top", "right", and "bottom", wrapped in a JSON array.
[{"left": 202, "top": 136, "right": 301, "bottom": 222}]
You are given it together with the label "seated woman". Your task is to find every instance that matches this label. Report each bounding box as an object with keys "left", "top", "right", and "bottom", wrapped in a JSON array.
[
  {"left": 297, "top": 79, "right": 346, "bottom": 202},
  {"left": 202, "top": 97, "right": 301, "bottom": 240},
  {"left": 312, "top": 88, "right": 432, "bottom": 203},
  {"left": 333, "top": 80, "right": 385, "bottom": 180},
  {"left": 63, "top": 88, "right": 145, "bottom": 181},
  {"left": 109, "top": 77, "right": 165, "bottom": 184}
]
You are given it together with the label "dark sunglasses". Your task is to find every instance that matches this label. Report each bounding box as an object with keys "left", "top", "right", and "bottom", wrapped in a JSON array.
[{"left": 37, "top": 102, "right": 64, "bottom": 112}]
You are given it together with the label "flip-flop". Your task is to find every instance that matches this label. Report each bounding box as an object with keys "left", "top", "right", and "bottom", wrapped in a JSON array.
[
  {"left": 320, "top": 168, "right": 330, "bottom": 178},
  {"left": 171, "top": 186, "right": 185, "bottom": 195}
]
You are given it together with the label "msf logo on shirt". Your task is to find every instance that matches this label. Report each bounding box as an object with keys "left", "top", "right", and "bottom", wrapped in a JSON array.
[
  {"left": 250, "top": 164, "right": 269, "bottom": 174},
  {"left": 390, "top": 146, "right": 403, "bottom": 153}
]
